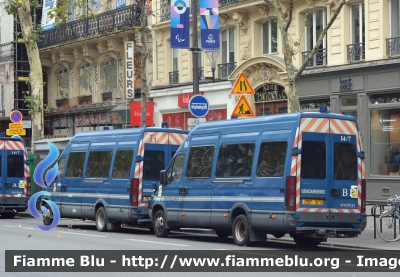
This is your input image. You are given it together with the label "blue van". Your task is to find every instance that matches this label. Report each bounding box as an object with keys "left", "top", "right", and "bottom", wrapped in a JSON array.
[
  {"left": 42, "top": 128, "right": 188, "bottom": 231},
  {"left": 0, "top": 137, "right": 30, "bottom": 218},
  {"left": 149, "top": 112, "right": 367, "bottom": 247}
]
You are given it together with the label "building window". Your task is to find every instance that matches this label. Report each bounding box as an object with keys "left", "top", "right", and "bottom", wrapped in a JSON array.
[
  {"left": 80, "top": 63, "right": 92, "bottom": 94},
  {"left": 262, "top": 18, "right": 278, "bottom": 54},
  {"left": 391, "top": 0, "right": 400, "bottom": 37},
  {"left": 222, "top": 27, "right": 235, "bottom": 64},
  {"left": 104, "top": 58, "right": 117, "bottom": 92},
  {"left": 300, "top": 99, "right": 330, "bottom": 111},
  {"left": 58, "top": 67, "right": 69, "bottom": 98},
  {"left": 351, "top": 3, "right": 365, "bottom": 44},
  {"left": 349, "top": 3, "right": 365, "bottom": 61},
  {"left": 305, "top": 9, "right": 327, "bottom": 66},
  {"left": 172, "top": 48, "right": 178, "bottom": 72},
  {"left": 67, "top": 1, "right": 76, "bottom": 22}
]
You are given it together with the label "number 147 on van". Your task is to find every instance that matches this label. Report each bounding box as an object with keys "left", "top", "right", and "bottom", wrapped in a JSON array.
[{"left": 341, "top": 136, "right": 352, "bottom": 142}]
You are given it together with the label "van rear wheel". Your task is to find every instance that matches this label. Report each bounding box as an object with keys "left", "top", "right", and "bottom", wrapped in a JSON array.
[
  {"left": 42, "top": 204, "right": 53, "bottom": 226},
  {"left": 154, "top": 210, "right": 170, "bottom": 238},
  {"left": 232, "top": 214, "right": 251, "bottom": 246},
  {"left": 95, "top": 207, "right": 107, "bottom": 232}
]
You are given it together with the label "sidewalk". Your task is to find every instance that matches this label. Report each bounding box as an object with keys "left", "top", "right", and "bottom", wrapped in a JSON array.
[{"left": 16, "top": 205, "right": 400, "bottom": 250}]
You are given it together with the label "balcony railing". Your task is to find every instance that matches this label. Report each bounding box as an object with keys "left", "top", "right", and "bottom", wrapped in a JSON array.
[
  {"left": 387, "top": 37, "right": 400, "bottom": 57},
  {"left": 218, "top": 62, "right": 236, "bottom": 79},
  {"left": 347, "top": 43, "right": 365, "bottom": 63},
  {"left": 38, "top": 5, "right": 141, "bottom": 49},
  {"left": 169, "top": 71, "right": 179, "bottom": 85},
  {"left": 0, "top": 42, "right": 14, "bottom": 63},
  {"left": 160, "top": 0, "right": 249, "bottom": 22},
  {"left": 302, "top": 48, "right": 327, "bottom": 67}
]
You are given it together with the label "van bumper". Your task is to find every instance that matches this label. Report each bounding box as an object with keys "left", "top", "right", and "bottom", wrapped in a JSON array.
[{"left": 0, "top": 197, "right": 27, "bottom": 212}]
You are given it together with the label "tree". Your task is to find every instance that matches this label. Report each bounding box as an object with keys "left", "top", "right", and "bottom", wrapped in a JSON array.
[
  {"left": 264, "top": 0, "right": 346, "bottom": 112},
  {"left": 5, "top": 0, "right": 44, "bottom": 148}
]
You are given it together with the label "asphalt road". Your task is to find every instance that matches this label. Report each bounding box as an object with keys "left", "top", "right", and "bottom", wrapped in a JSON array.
[{"left": 0, "top": 215, "right": 399, "bottom": 277}]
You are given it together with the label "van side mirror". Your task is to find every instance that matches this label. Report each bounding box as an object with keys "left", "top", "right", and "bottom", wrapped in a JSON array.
[
  {"left": 358, "top": 151, "right": 365, "bottom": 159},
  {"left": 24, "top": 160, "right": 30, "bottom": 165},
  {"left": 160, "top": 170, "right": 167, "bottom": 185}
]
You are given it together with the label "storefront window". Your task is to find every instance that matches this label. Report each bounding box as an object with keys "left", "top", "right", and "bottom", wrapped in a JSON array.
[
  {"left": 300, "top": 100, "right": 330, "bottom": 111},
  {"left": 370, "top": 108, "right": 400, "bottom": 176}
]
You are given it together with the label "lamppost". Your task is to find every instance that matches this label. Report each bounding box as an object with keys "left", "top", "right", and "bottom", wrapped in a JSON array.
[
  {"left": 190, "top": 0, "right": 201, "bottom": 95},
  {"left": 205, "top": 50, "right": 220, "bottom": 83}
]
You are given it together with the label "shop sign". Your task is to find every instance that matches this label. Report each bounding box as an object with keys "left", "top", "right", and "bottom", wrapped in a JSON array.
[
  {"left": 178, "top": 92, "right": 203, "bottom": 107},
  {"left": 130, "top": 102, "right": 154, "bottom": 127},
  {"left": 340, "top": 77, "right": 353, "bottom": 92},
  {"left": 125, "top": 41, "right": 135, "bottom": 99},
  {"left": 110, "top": 110, "right": 130, "bottom": 124},
  {"left": 254, "top": 84, "right": 287, "bottom": 103}
]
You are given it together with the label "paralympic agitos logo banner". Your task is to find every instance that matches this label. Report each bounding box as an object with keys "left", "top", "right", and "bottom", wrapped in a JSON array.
[{"left": 28, "top": 142, "right": 61, "bottom": 231}]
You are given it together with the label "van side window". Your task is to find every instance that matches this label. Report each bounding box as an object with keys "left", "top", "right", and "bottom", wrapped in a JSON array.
[
  {"left": 167, "top": 153, "right": 185, "bottom": 183},
  {"left": 334, "top": 143, "right": 357, "bottom": 180},
  {"left": 57, "top": 157, "right": 66, "bottom": 179},
  {"left": 86, "top": 151, "right": 113, "bottom": 178},
  {"left": 66, "top": 152, "right": 86, "bottom": 178},
  {"left": 112, "top": 150, "right": 134, "bottom": 179},
  {"left": 186, "top": 146, "right": 214, "bottom": 178},
  {"left": 301, "top": 141, "right": 326, "bottom": 179},
  {"left": 7, "top": 155, "right": 24, "bottom": 177},
  {"left": 216, "top": 143, "right": 255, "bottom": 177},
  {"left": 257, "top": 141, "right": 287, "bottom": 177},
  {"left": 143, "top": 150, "right": 165, "bottom": 180}
]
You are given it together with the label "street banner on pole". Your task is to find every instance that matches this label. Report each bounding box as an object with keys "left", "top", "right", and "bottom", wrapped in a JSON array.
[
  {"left": 41, "top": 0, "right": 57, "bottom": 31},
  {"left": 171, "top": 0, "right": 190, "bottom": 48},
  {"left": 200, "top": 0, "right": 220, "bottom": 50}
]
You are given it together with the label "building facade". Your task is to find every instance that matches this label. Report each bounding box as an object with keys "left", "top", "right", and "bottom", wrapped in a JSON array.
[
  {"left": 149, "top": 0, "right": 400, "bottom": 202},
  {"left": 37, "top": 0, "right": 150, "bottom": 138},
  {"left": 0, "top": 0, "right": 15, "bottom": 135}
]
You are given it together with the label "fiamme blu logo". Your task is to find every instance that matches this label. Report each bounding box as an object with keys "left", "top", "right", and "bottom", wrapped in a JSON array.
[{"left": 27, "top": 142, "right": 61, "bottom": 231}]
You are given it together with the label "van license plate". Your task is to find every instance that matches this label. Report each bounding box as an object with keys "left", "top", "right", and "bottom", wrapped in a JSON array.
[{"left": 302, "top": 199, "right": 324, "bottom": 205}]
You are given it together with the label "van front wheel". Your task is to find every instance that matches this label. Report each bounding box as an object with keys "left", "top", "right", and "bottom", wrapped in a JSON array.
[
  {"left": 232, "top": 214, "right": 251, "bottom": 246},
  {"left": 95, "top": 207, "right": 107, "bottom": 232},
  {"left": 154, "top": 210, "right": 170, "bottom": 238}
]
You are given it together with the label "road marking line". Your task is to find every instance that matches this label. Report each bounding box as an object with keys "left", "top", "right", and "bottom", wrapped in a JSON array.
[
  {"left": 125, "top": 238, "right": 190, "bottom": 246},
  {"left": 3, "top": 225, "right": 40, "bottom": 230},
  {"left": 3, "top": 225, "right": 108, "bottom": 237},
  {"left": 57, "top": 231, "right": 108, "bottom": 238}
]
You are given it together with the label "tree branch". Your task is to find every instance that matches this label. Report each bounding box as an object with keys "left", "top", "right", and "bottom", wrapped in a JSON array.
[
  {"left": 295, "top": 0, "right": 346, "bottom": 81},
  {"left": 284, "top": 0, "right": 293, "bottom": 32}
]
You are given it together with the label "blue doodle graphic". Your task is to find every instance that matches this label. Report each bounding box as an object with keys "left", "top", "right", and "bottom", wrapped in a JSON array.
[{"left": 28, "top": 142, "right": 60, "bottom": 231}]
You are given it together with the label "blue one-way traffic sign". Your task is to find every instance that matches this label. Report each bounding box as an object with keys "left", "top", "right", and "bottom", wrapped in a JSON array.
[{"left": 189, "top": 95, "right": 209, "bottom": 117}]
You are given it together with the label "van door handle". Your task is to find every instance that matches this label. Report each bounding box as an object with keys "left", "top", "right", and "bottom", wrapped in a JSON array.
[
  {"left": 179, "top": 187, "right": 188, "bottom": 195},
  {"left": 5, "top": 182, "right": 11, "bottom": 188},
  {"left": 60, "top": 185, "right": 67, "bottom": 191},
  {"left": 331, "top": 188, "right": 340, "bottom": 196}
]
